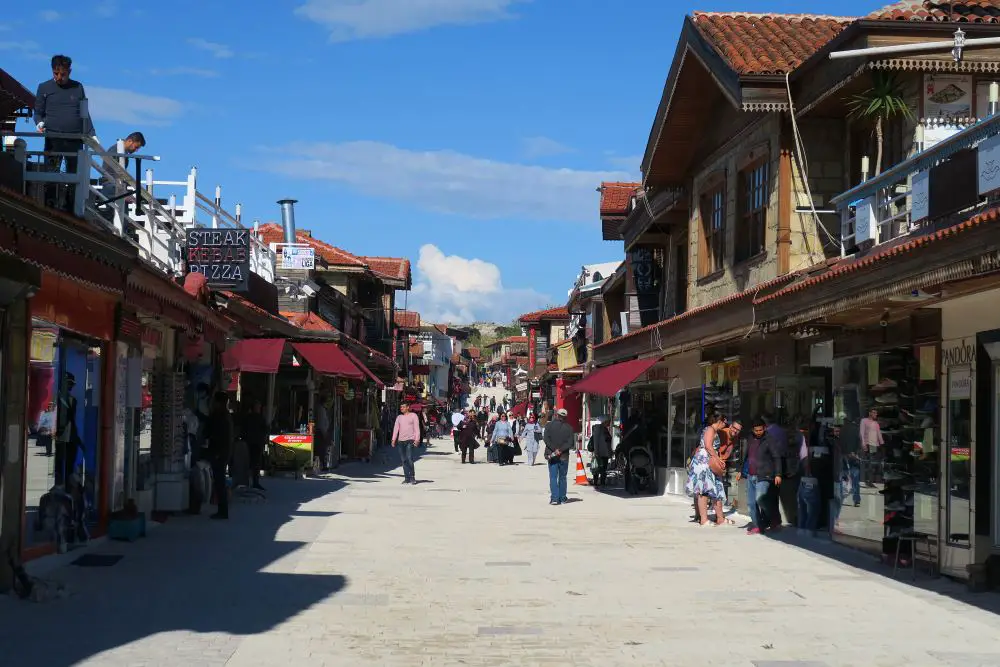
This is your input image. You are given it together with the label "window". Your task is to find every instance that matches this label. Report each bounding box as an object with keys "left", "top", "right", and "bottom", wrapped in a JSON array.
[
  {"left": 737, "top": 159, "right": 769, "bottom": 263},
  {"left": 699, "top": 184, "right": 725, "bottom": 276}
]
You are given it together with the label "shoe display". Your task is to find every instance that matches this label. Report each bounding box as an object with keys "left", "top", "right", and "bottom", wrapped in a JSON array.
[
  {"left": 875, "top": 393, "right": 898, "bottom": 404},
  {"left": 872, "top": 378, "right": 898, "bottom": 390}
]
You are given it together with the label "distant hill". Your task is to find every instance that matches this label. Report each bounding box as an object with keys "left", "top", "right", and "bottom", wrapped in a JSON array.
[{"left": 463, "top": 321, "right": 523, "bottom": 348}]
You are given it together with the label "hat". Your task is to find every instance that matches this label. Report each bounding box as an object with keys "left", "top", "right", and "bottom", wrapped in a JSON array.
[{"left": 556, "top": 408, "right": 568, "bottom": 417}]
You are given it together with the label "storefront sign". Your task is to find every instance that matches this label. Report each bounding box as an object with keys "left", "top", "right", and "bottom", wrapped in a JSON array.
[
  {"left": 516, "top": 381, "right": 528, "bottom": 392},
  {"left": 942, "top": 338, "right": 976, "bottom": 367},
  {"left": 643, "top": 364, "right": 671, "bottom": 383},
  {"left": 269, "top": 433, "right": 314, "bottom": 450},
  {"left": 924, "top": 73, "right": 973, "bottom": 123},
  {"left": 949, "top": 367, "right": 972, "bottom": 400},
  {"left": 279, "top": 245, "right": 315, "bottom": 270},
  {"left": 185, "top": 228, "right": 251, "bottom": 292}
]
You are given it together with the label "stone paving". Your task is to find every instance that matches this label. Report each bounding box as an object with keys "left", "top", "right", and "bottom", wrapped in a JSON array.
[{"left": 3, "top": 402, "right": 1000, "bottom": 665}]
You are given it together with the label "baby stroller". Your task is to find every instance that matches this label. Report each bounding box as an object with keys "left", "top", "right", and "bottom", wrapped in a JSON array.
[{"left": 625, "top": 444, "right": 656, "bottom": 495}]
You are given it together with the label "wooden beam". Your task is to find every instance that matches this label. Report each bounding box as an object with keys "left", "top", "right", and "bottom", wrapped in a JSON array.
[{"left": 777, "top": 143, "right": 793, "bottom": 276}]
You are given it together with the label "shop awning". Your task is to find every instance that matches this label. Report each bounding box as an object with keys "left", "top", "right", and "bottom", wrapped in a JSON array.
[
  {"left": 291, "top": 343, "right": 364, "bottom": 379},
  {"left": 569, "top": 356, "right": 662, "bottom": 398},
  {"left": 222, "top": 338, "right": 286, "bottom": 373},
  {"left": 342, "top": 348, "right": 385, "bottom": 388},
  {"left": 509, "top": 401, "right": 529, "bottom": 417}
]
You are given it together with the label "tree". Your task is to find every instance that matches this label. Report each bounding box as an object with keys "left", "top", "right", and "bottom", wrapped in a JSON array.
[{"left": 846, "top": 71, "right": 913, "bottom": 176}]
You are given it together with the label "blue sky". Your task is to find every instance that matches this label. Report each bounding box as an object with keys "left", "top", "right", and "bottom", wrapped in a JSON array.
[{"left": 2, "top": 0, "right": 881, "bottom": 323}]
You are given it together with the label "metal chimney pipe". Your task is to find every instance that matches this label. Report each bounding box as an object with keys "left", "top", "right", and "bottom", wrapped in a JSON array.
[{"left": 277, "top": 199, "right": 298, "bottom": 245}]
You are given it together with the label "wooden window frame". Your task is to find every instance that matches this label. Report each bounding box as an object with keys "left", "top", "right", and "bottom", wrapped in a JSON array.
[
  {"left": 736, "top": 155, "right": 769, "bottom": 265},
  {"left": 698, "top": 172, "right": 726, "bottom": 278}
]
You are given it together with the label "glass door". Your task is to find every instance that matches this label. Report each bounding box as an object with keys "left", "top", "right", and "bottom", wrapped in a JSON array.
[{"left": 994, "top": 363, "right": 1000, "bottom": 548}]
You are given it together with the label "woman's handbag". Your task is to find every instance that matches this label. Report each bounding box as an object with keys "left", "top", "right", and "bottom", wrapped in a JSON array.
[
  {"left": 513, "top": 439, "right": 522, "bottom": 456},
  {"left": 709, "top": 456, "right": 726, "bottom": 477}
]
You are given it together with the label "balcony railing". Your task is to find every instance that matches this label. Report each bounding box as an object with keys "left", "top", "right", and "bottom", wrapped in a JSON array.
[
  {"left": 4, "top": 131, "right": 276, "bottom": 282},
  {"left": 833, "top": 113, "right": 1000, "bottom": 255}
]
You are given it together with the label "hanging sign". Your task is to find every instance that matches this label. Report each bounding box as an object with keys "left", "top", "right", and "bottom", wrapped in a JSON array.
[
  {"left": 186, "top": 228, "right": 251, "bottom": 291},
  {"left": 279, "top": 244, "right": 315, "bottom": 270}
]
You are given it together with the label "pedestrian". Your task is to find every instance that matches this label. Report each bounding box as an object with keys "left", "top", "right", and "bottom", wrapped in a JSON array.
[
  {"left": 458, "top": 409, "right": 480, "bottom": 464},
  {"left": 391, "top": 403, "right": 420, "bottom": 484},
  {"left": 242, "top": 399, "right": 268, "bottom": 491},
  {"left": 205, "top": 392, "right": 233, "bottom": 520},
  {"left": 685, "top": 412, "right": 728, "bottom": 526},
  {"left": 451, "top": 409, "right": 464, "bottom": 452},
  {"left": 589, "top": 416, "right": 614, "bottom": 487},
  {"left": 34, "top": 54, "right": 95, "bottom": 212},
  {"left": 520, "top": 414, "right": 542, "bottom": 465},
  {"left": 492, "top": 412, "right": 514, "bottom": 466},
  {"left": 737, "top": 418, "right": 783, "bottom": 534},
  {"left": 542, "top": 408, "right": 575, "bottom": 505}
]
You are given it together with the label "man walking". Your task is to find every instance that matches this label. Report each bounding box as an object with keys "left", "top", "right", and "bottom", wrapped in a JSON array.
[
  {"left": 205, "top": 392, "right": 233, "bottom": 520},
  {"left": 392, "top": 403, "right": 420, "bottom": 484},
  {"left": 34, "top": 55, "right": 95, "bottom": 211},
  {"left": 457, "top": 408, "right": 479, "bottom": 464},
  {"left": 543, "top": 408, "right": 575, "bottom": 505}
]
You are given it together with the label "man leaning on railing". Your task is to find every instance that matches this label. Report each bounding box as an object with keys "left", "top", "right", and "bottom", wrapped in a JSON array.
[
  {"left": 99, "top": 131, "right": 146, "bottom": 239},
  {"left": 33, "top": 54, "right": 95, "bottom": 211}
]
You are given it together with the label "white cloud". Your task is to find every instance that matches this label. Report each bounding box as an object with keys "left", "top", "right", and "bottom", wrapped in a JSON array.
[
  {"left": 95, "top": 0, "right": 118, "bottom": 17},
  {"left": 39, "top": 10, "right": 61, "bottom": 21},
  {"left": 187, "top": 37, "right": 233, "bottom": 59},
  {"left": 407, "top": 244, "right": 550, "bottom": 324},
  {"left": 607, "top": 154, "right": 642, "bottom": 173},
  {"left": 87, "top": 87, "right": 184, "bottom": 126},
  {"left": 150, "top": 66, "right": 219, "bottom": 78},
  {"left": 295, "top": 0, "right": 530, "bottom": 41},
  {"left": 259, "top": 140, "right": 631, "bottom": 223},
  {"left": 521, "top": 136, "right": 572, "bottom": 159}
]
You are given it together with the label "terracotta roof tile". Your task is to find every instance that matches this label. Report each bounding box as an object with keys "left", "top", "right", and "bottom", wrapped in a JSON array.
[
  {"left": 394, "top": 310, "right": 421, "bottom": 330},
  {"left": 599, "top": 182, "right": 640, "bottom": 217},
  {"left": 868, "top": 0, "right": 1000, "bottom": 22},
  {"left": 361, "top": 256, "right": 411, "bottom": 283},
  {"left": 518, "top": 306, "right": 570, "bottom": 323},
  {"left": 692, "top": 12, "right": 852, "bottom": 75},
  {"left": 280, "top": 310, "right": 336, "bottom": 332},
  {"left": 257, "top": 223, "right": 367, "bottom": 267},
  {"left": 757, "top": 206, "right": 1000, "bottom": 304}
]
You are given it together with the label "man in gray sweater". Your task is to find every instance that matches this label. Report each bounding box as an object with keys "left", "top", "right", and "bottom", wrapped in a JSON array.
[
  {"left": 543, "top": 408, "right": 575, "bottom": 505},
  {"left": 34, "top": 54, "right": 95, "bottom": 211}
]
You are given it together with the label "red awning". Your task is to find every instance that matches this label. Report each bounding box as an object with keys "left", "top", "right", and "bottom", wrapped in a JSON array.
[
  {"left": 509, "top": 401, "right": 529, "bottom": 417},
  {"left": 342, "top": 348, "right": 385, "bottom": 388},
  {"left": 569, "top": 356, "right": 661, "bottom": 397},
  {"left": 222, "top": 338, "right": 285, "bottom": 373},
  {"left": 292, "top": 343, "right": 364, "bottom": 379}
]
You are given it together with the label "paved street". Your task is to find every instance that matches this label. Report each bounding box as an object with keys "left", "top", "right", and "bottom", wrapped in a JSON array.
[{"left": 3, "top": 423, "right": 1000, "bottom": 666}]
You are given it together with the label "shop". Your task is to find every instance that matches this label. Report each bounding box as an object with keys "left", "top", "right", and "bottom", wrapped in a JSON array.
[
  {"left": 23, "top": 272, "right": 117, "bottom": 555},
  {"left": 826, "top": 311, "right": 941, "bottom": 564},
  {"left": 935, "top": 289, "right": 1000, "bottom": 580}
]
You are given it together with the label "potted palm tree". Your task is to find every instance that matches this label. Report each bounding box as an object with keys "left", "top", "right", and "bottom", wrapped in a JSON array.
[{"left": 847, "top": 71, "right": 914, "bottom": 176}]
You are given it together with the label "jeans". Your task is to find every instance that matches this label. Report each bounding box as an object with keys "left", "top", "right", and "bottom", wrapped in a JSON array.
[
  {"left": 397, "top": 440, "right": 416, "bottom": 481},
  {"left": 755, "top": 479, "right": 776, "bottom": 529},
  {"left": 797, "top": 476, "right": 820, "bottom": 532},
  {"left": 548, "top": 459, "right": 569, "bottom": 503},
  {"left": 744, "top": 474, "right": 759, "bottom": 528},
  {"left": 845, "top": 459, "right": 861, "bottom": 505}
]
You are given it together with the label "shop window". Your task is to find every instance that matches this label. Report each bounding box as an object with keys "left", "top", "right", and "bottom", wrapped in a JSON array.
[
  {"left": 698, "top": 182, "right": 725, "bottom": 277},
  {"left": 25, "top": 319, "right": 103, "bottom": 550},
  {"left": 736, "top": 158, "right": 768, "bottom": 264},
  {"left": 669, "top": 388, "right": 702, "bottom": 468},
  {"left": 946, "top": 367, "right": 972, "bottom": 547}
]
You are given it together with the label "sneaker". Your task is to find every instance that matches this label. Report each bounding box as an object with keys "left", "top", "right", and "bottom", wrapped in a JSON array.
[
  {"left": 873, "top": 378, "right": 898, "bottom": 390},
  {"left": 747, "top": 527, "right": 761, "bottom": 535},
  {"left": 549, "top": 500, "right": 559, "bottom": 505},
  {"left": 875, "top": 393, "right": 898, "bottom": 404}
]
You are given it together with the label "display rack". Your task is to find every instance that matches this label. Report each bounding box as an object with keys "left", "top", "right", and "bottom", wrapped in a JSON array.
[{"left": 150, "top": 372, "right": 188, "bottom": 511}]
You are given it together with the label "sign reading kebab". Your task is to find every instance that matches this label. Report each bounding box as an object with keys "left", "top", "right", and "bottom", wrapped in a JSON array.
[{"left": 186, "top": 228, "right": 251, "bottom": 291}]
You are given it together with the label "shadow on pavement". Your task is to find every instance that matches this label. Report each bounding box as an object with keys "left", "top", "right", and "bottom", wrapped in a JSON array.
[
  {"left": 763, "top": 528, "right": 1000, "bottom": 617},
  {"left": 0, "top": 477, "right": 349, "bottom": 666},
  {"left": 332, "top": 441, "right": 439, "bottom": 481}
]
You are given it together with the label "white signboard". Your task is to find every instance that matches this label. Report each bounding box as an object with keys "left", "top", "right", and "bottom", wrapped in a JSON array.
[
  {"left": 515, "top": 382, "right": 528, "bottom": 392},
  {"left": 979, "top": 132, "right": 1000, "bottom": 196},
  {"left": 854, "top": 196, "right": 876, "bottom": 244},
  {"left": 949, "top": 367, "right": 972, "bottom": 400},
  {"left": 280, "top": 245, "right": 315, "bottom": 270},
  {"left": 911, "top": 170, "right": 930, "bottom": 223},
  {"left": 924, "top": 74, "right": 973, "bottom": 122}
]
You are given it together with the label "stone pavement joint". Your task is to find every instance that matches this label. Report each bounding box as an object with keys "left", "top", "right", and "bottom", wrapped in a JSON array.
[{"left": 0, "top": 383, "right": 998, "bottom": 666}]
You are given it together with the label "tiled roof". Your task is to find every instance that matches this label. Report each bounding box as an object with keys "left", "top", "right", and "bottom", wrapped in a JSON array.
[
  {"left": 691, "top": 12, "right": 852, "bottom": 75},
  {"left": 361, "top": 256, "right": 411, "bottom": 283},
  {"left": 868, "top": 0, "right": 1000, "bottom": 22},
  {"left": 757, "top": 206, "right": 1000, "bottom": 304},
  {"left": 0, "top": 67, "right": 34, "bottom": 118},
  {"left": 394, "top": 310, "right": 421, "bottom": 330},
  {"left": 257, "top": 223, "right": 367, "bottom": 268},
  {"left": 599, "top": 182, "right": 640, "bottom": 217},
  {"left": 518, "top": 306, "right": 570, "bottom": 323},
  {"left": 280, "top": 310, "right": 336, "bottom": 332},
  {"left": 466, "top": 347, "right": 481, "bottom": 359}
]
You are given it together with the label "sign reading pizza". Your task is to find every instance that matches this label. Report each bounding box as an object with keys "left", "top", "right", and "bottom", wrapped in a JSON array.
[{"left": 186, "top": 228, "right": 251, "bottom": 292}]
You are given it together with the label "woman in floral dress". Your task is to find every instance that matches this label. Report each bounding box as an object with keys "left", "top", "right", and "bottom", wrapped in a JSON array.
[{"left": 686, "top": 412, "right": 728, "bottom": 526}]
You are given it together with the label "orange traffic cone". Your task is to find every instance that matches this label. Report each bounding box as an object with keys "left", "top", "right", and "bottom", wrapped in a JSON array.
[{"left": 574, "top": 450, "right": 589, "bottom": 486}]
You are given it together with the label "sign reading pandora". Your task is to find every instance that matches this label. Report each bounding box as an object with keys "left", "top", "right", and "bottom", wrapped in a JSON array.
[{"left": 186, "top": 228, "right": 251, "bottom": 291}]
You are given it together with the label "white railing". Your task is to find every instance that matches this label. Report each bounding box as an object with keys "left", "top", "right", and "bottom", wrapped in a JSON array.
[
  {"left": 834, "top": 114, "right": 1000, "bottom": 254},
  {"left": 3, "top": 131, "right": 276, "bottom": 283}
]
